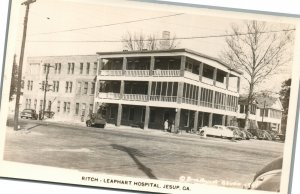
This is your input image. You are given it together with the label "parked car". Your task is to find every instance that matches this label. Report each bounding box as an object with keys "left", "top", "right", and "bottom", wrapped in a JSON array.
[
  {"left": 226, "top": 126, "right": 244, "bottom": 140},
  {"left": 86, "top": 112, "right": 106, "bottom": 128},
  {"left": 248, "top": 128, "right": 264, "bottom": 140},
  {"left": 20, "top": 109, "right": 38, "bottom": 120},
  {"left": 249, "top": 157, "right": 282, "bottom": 192},
  {"left": 200, "top": 125, "right": 236, "bottom": 139},
  {"left": 39, "top": 110, "right": 55, "bottom": 119}
]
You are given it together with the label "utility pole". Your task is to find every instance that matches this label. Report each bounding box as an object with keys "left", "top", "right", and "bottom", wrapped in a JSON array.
[
  {"left": 41, "top": 64, "right": 53, "bottom": 120},
  {"left": 13, "top": 0, "right": 36, "bottom": 131}
]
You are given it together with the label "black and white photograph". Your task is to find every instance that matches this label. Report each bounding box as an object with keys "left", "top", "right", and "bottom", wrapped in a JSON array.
[{"left": 0, "top": 0, "right": 300, "bottom": 194}]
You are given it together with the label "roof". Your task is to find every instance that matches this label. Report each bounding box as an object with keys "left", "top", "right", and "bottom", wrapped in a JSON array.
[
  {"left": 255, "top": 95, "right": 281, "bottom": 109},
  {"left": 96, "top": 48, "right": 243, "bottom": 75}
]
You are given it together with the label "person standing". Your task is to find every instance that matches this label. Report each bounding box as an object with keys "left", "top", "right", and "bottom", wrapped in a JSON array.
[{"left": 164, "top": 119, "right": 169, "bottom": 132}]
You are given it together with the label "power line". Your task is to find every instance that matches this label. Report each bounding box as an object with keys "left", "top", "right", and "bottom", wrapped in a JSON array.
[
  {"left": 29, "top": 13, "right": 185, "bottom": 36},
  {"left": 28, "top": 28, "right": 295, "bottom": 43}
]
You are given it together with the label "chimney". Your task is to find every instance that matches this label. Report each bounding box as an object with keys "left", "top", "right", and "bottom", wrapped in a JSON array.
[{"left": 160, "top": 31, "right": 170, "bottom": 49}]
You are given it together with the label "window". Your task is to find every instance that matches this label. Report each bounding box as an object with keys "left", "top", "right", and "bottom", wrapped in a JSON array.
[
  {"left": 58, "top": 63, "right": 61, "bottom": 74},
  {"left": 30, "top": 81, "right": 33, "bottom": 90},
  {"left": 80, "top": 63, "right": 83, "bottom": 74},
  {"left": 41, "top": 81, "right": 45, "bottom": 91},
  {"left": 129, "top": 108, "right": 135, "bottom": 121},
  {"left": 57, "top": 101, "right": 60, "bottom": 112},
  {"left": 43, "top": 64, "right": 47, "bottom": 74},
  {"left": 141, "top": 108, "right": 145, "bottom": 122},
  {"left": 65, "top": 81, "right": 69, "bottom": 93},
  {"left": 67, "top": 102, "right": 70, "bottom": 113},
  {"left": 93, "top": 62, "right": 97, "bottom": 75},
  {"left": 34, "top": 99, "right": 37, "bottom": 110},
  {"left": 63, "top": 102, "right": 67, "bottom": 112},
  {"left": 40, "top": 100, "right": 43, "bottom": 111},
  {"left": 68, "top": 63, "right": 71, "bottom": 74},
  {"left": 48, "top": 100, "right": 51, "bottom": 111},
  {"left": 91, "top": 82, "right": 95, "bottom": 95},
  {"left": 110, "top": 107, "right": 116, "bottom": 119},
  {"left": 81, "top": 103, "right": 86, "bottom": 116},
  {"left": 75, "top": 103, "right": 79, "bottom": 115},
  {"left": 69, "top": 82, "right": 73, "bottom": 93},
  {"left": 56, "top": 81, "right": 60, "bottom": 92},
  {"left": 83, "top": 82, "right": 88, "bottom": 94},
  {"left": 76, "top": 82, "right": 82, "bottom": 95},
  {"left": 71, "top": 63, "right": 75, "bottom": 74},
  {"left": 27, "top": 80, "right": 30, "bottom": 90},
  {"left": 55, "top": 63, "right": 58, "bottom": 73},
  {"left": 86, "top": 62, "right": 90, "bottom": 74},
  {"left": 150, "top": 110, "right": 155, "bottom": 122},
  {"left": 89, "top": 104, "right": 93, "bottom": 114}
]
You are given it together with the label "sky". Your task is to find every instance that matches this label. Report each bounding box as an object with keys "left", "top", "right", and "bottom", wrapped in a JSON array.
[{"left": 12, "top": 0, "right": 294, "bottom": 94}]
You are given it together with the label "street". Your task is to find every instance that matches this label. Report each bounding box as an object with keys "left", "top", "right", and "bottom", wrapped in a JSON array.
[{"left": 4, "top": 118, "right": 283, "bottom": 188}]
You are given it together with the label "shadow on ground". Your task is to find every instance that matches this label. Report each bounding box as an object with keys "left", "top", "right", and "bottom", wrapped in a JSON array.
[{"left": 111, "top": 144, "right": 157, "bottom": 179}]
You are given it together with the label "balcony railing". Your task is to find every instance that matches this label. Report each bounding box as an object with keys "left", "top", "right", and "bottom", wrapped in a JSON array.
[
  {"left": 150, "top": 95, "right": 177, "bottom": 102},
  {"left": 214, "top": 104, "right": 226, "bottom": 110},
  {"left": 153, "top": 70, "right": 181, "bottom": 77},
  {"left": 228, "top": 86, "right": 238, "bottom": 92},
  {"left": 125, "top": 70, "right": 150, "bottom": 77},
  {"left": 184, "top": 71, "right": 199, "bottom": 81},
  {"left": 99, "top": 70, "right": 123, "bottom": 76},
  {"left": 181, "top": 97, "right": 198, "bottom": 105},
  {"left": 199, "top": 101, "right": 213, "bottom": 108},
  {"left": 216, "top": 81, "right": 227, "bottom": 89},
  {"left": 201, "top": 76, "right": 214, "bottom": 85},
  {"left": 123, "top": 94, "right": 148, "bottom": 101},
  {"left": 98, "top": 92, "right": 120, "bottom": 99}
]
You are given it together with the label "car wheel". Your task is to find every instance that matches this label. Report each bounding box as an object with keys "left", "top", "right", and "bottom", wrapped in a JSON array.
[{"left": 86, "top": 121, "right": 92, "bottom": 127}]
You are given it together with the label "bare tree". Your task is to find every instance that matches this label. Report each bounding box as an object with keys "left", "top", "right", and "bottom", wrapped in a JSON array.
[
  {"left": 122, "top": 31, "right": 180, "bottom": 51},
  {"left": 222, "top": 21, "right": 294, "bottom": 129}
]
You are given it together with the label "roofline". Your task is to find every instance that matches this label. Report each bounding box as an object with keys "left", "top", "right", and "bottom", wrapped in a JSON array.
[{"left": 96, "top": 48, "right": 243, "bottom": 75}]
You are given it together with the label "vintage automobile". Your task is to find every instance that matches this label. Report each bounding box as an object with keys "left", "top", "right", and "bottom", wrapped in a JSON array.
[
  {"left": 226, "top": 126, "right": 244, "bottom": 140},
  {"left": 200, "top": 125, "right": 236, "bottom": 139},
  {"left": 20, "top": 109, "right": 38, "bottom": 120},
  {"left": 86, "top": 106, "right": 107, "bottom": 128},
  {"left": 249, "top": 157, "right": 282, "bottom": 192}
]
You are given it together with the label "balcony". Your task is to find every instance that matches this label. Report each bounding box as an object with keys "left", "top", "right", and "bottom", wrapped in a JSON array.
[
  {"left": 201, "top": 76, "right": 214, "bottom": 85},
  {"left": 98, "top": 92, "right": 120, "bottom": 99},
  {"left": 215, "top": 81, "right": 226, "bottom": 89},
  {"left": 99, "top": 70, "right": 123, "bottom": 76},
  {"left": 150, "top": 95, "right": 177, "bottom": 102},
  {"left": 153, "top": 70, "right": 180, "bottom": 77},
  {"left": 181, "top": 97, "right": 198, "bottom": 105},
  {"left": 125, "top": 70, "right": 150, "bottom": 77},
  {"left": 184, "top": 71, "right": 199, "bottom": 81},
  {"left": 199, "top": 101, "right": 213, "bottom": 108},
  {"left": 123, "top": 94, "right": 148, "bottom": 101}
]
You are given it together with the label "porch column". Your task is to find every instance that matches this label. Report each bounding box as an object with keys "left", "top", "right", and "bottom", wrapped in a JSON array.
[
  {"left": 177, "top": 82, "right": 184, "bottom": 103},
  {"left": 212, "top": 90, "right": 215, "bottom": 108},
  {"left": 213, "top": 68, "right": 217, "bottom": 86},
  {"left": 199, "top": 62, "right": 203, "bottom": 82},
  {"left": 226, "top": 72, "right": 230, "bottom": 89},
  {"left": 144, "top": 106, "right": 150, "bottom": 130},
  {"left": 193, "top": 111, "right": 199, "bottom": 133},
  {"left": 222, "top": 115, "right": 226, "bottom": 126},
  {"left": 180, "top": 56, "right": 186, "bottom": 77},
  {"left": 237, "top": 77, "right": 240, "bottom": 93},
  {"left": 208, "top": 113, "right": 213, "bottom": 127},
  {"left": 150, "top": 56, "right": 155, "bottom": 76},
  {"left": 122, "top": 57, "right": 127, "bottom": 75},
  {"left": 116, "top": 103, "right": 122, "bottom": 126},
  {"left": 174, "top": 108, "right": 181, "bottom": 133},
  {"left": 147, "top": 81, "right": 152, "bottom": 101},
  {"left": 120, "top": 80, "right": 124, "bottom": 99}
]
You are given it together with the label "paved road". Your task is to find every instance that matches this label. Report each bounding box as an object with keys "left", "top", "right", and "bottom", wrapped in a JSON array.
[{"left": 4, "top": 118, "right": 283, "bottom": 188}]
